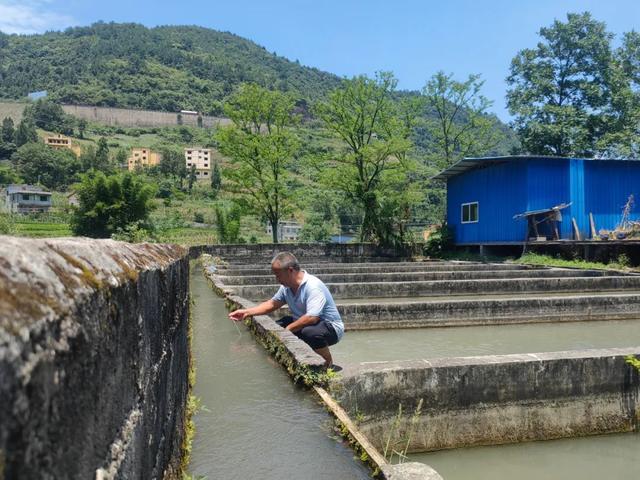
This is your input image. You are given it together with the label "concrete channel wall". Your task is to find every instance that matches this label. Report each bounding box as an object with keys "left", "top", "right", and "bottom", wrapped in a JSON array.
[
  {"left": 0, "top": 237, "right": 190, "bottom": 480},
  {"left": 225, "top": 275, "right": 640, "bottom": 301},
  {"left": 191, "top": 243, "right": 422, "bottom": 263},
  {"left": 336, "top": 293, "right": 640, "bottom": 328},
  {"left": 216, "top": 268, "right": 615, "bottom": 286},
  {"left": 331, "top": 348, "right": 640, "bottom": 452}
]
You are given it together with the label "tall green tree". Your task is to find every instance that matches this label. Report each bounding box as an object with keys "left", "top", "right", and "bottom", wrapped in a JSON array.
[
  {"left": 315, "top": 72, "right": 418, "bottom": 245},
  {"left": 71, "top": 171, "right": 156, "bottom": 238},
  {"left": 215, "top": 83, "right": 300, "bottom": 243},
  {"left": 77, "top": 119, "right": 88, "bottom": 139},
  {"left": 188, "top": 164, "right": 197, "bottom": 192},
  {"left": 597, "top": 31, "right": 640, "bottom": 157},
  {"left": 94, "top": 137, "right": 111, "bottom": 172},
  {"left": 1, "top": 117, "right": 15, "bottom": 143},
  {"left": 506, "top": 12, "right": 614, "bottom": 156},
  {"left": 211, "top": 161, "right": 222, "bottom": 197},
  {"left": 158, "top": 146, "right": 186, "bottom": 187},
  {"left": 421, "top": 72, "right": 502, "bottom": 169},
  {"left": 24, "top": 99, "right": 75, "bottom": 134},
  {"left": 14, "top": 119, "right": 38, "bottom": 147},
  {"left": 12, "top": 142, "right": 81, "bottom": 190}
]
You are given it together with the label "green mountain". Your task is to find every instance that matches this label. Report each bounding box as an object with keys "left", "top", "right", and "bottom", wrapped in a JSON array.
[{"left": 0, "top": 22, "right": 342, "bottom": 114}]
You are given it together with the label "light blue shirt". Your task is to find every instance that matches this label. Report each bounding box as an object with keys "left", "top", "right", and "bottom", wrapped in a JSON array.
[{"left": 271, "top": 271, "right": 344, "bottom": 340}]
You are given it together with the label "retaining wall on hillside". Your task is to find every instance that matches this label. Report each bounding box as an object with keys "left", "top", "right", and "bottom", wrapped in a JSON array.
[
  {"left": 331, "top": 349, "right": 640, "bottom": 452},
  {"left": 0, "top": 237, "right": 190, "bottom": 480},
  {"left": 0, "top": 101, "right": 230, "bottom": 128}
]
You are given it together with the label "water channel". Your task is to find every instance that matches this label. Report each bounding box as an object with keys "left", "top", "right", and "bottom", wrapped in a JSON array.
[
  {"left": 332, "top": 319, "right": 640, "bottom": 363},
  {"left": 413, "top": 433, "right": 640, "bottom": 480},
  {"left": 187, "top": 266, "right": 371, "bottom": 479}
]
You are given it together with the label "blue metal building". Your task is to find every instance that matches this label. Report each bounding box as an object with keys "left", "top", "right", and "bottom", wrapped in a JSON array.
[{"left": 434, "top": 156, "right": 640, "bottom": 245}]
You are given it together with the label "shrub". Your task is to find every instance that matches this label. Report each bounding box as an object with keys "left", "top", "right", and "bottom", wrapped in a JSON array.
[{"left": 423, "top": 224, "right": 453, "bottom": 258}]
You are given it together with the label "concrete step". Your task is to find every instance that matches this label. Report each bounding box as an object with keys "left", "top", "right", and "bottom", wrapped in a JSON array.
[
  {"left": 217, "top": 262, "right": 538, "bottom": 276},
  {"left": 227, "top": 275, "right": 640, "bottom": 301},
  {"left": 334, "top": 292, "right": 640, "bottom": 329},
  {"left": 216, "top": 268, "right": 621, "bottom": 286}
]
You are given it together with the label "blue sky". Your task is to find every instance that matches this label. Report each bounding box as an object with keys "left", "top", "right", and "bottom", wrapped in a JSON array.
[{"left": 1, "top": 0, "right": 638, "bottom": 121}]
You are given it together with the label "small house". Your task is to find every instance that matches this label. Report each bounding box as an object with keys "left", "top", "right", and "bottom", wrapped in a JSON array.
[
  {"left": 3, "top": 184, "right": 52, "bottom": 214},
  {"left": 434, "top": 156, "right": 640, "bottom": 245}
]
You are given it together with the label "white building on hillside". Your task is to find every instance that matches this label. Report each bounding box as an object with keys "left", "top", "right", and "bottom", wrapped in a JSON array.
[
  {"left": 266, "top": 220, "right": 303, "bottom": 242},
  {"left": 184, "top": 148, "right": 213, "bottom": 180}
]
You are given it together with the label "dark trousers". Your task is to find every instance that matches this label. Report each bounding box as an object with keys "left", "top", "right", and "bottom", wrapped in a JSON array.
[{"left": 277, "top": 316, "right": 338, "bottom": 350}]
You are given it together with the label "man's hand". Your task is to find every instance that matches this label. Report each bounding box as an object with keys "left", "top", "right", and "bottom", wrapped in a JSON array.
[{"left": 229, "top": 309, "right": 249, "bottom": 322}]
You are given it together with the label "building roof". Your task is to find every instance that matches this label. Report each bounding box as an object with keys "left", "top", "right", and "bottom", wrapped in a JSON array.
[
  {"left": 432, "top": 155, "right": 640, "bottom": 181},
  {"left": 6, "top": 184, "right": 52, "bottom": 195}
]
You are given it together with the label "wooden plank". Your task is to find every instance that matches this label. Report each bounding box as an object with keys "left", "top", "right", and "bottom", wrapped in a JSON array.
[
  {"left": 572, "top": 217, "right": 582, "bottom": 241},
  {"left": 589, "top": 213, "right": 597, "bottom": 239},
  {"left": 313, "top": 385, "right": 388, "bottom": 469}
]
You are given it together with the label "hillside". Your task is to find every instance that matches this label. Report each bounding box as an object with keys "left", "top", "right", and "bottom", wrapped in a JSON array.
[{"left": 0, "top": 22, "right": 342, "bottom": 114}]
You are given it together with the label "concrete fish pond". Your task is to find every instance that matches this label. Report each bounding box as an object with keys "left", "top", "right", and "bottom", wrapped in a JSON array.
[{"left": 202, "top": 247, "right": 640, "bottom": 480}]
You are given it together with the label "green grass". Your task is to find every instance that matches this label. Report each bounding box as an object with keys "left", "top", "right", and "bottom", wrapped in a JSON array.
[{"left": 516, "top": 252, "right": 631, "bottom": 271}]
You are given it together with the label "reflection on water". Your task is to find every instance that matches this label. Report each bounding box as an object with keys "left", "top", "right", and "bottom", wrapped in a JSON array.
[
  {"left": 332, "top": 319, "right": 640, "bottom": 364},
  {"left": 413, "top": 433, "right": 640, "bottom": 480},
  {"left": 188, "top": 267, "right": 370, "bottom": 480}
]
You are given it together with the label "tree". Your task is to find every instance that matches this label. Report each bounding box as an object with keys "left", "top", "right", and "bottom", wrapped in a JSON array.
[
  {"left": 12, "top": 142, "right": 81, "bottom": 190},
  {"left": 158, "top": 146, "right": 186, "bottom": 188},
  {"left": 0, "top": 165, "right": 22, "bottom": 185},
  {"left": 211, "top": 161, "right": 222, "bottom": 197},
  {"left": 71, "top": 171, "right": 156, "bottom": 238},
  {"left": 215, "top": 83, "right": 300, "bottom": 243},
  {"left": 2, "top": 117, "right": 15, "bottom": 143},
  {"left": 14, "top": 119, "right": 38, "bottom": 147},
  {"left": 597, "top": 31, "right": 640, "bottom": 157},
  {"left": 94, "top": 137, "right": 110, "bottom": 171},
  {"left": 421, "top": 72, "right": 502, "bottom": 169},
  {"left": 78, "top": 119, "right": 88, "bottom": 139},
  {"left": 24, "top": 99, "right": 75, "bottom": 134},
  {"left": 214, "top": 204, "right": 241, "bottom": 243},
  {"left": 188, "top": 164, "right": 197, "bottom": 192},
  {"left": 0, "top": 117, "right": 16, "bottom": 159},
  {"left": 506, "top": 12, "right": 614, "bottom": 156},
  {"left": 315, "top": 72, "right": 418, "bottom": 245}
]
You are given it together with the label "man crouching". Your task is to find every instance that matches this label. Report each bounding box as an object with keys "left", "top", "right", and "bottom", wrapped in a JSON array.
[{"left": 228, "top": 251, "right": 344, "bottom": 367}]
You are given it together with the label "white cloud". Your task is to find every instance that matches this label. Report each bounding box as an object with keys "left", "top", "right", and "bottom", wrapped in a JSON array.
[{"left": 0, "top": 0, "right": 75, "bottom": 34}]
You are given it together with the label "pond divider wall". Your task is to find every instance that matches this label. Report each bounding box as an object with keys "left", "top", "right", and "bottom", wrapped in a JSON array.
[
  {"left": 0, "top": 237, "right": 190, "bottom": 480},
  {"left": 331, "top": 349, "right": 640, "bottom": 453}
]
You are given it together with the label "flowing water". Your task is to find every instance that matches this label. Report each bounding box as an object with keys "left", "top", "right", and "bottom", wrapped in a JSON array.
[
  {"left": 187, "top": 266, "right": 371, "bottom": 480},
  {"left": 412, "top": 433, "right": 640, "bottom": 480},
  {"left": 332, "top": 319, "right": 640, "bottom": 364}
]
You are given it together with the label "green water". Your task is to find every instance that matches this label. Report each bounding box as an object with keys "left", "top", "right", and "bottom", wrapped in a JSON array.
[
  {"left": 332, "top": 319, "right": 640, "bottom": 364},
  {"left": 413, "top": 433, "right": 640, "bottom": 480},
  {"left": 188, "top": 267, "right": 370, "bottom": 480}
]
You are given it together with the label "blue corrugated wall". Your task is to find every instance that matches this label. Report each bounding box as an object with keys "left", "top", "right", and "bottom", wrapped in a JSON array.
[
  {"left": 447, "top": 160, "right": 528, "bottom": 243},
  {"left": 446, "top": 158, "right": 640, "bottom": 243},
  {"left": 583, "top": 161, "right": 640, "bottom": 234}
]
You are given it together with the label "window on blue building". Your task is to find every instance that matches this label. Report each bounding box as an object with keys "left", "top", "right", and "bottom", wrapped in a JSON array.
[{"left": 461, "top": 202, "right": 479, "bottom": 223}]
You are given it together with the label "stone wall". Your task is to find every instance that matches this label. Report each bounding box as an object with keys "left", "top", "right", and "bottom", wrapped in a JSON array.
[
  {"left": 332, "top": 348, "right": 640, "bottom": 452},
  {"left": 190, "top": 243, "right": 422, "bottom": 263},
  {"left": 0, "top": 237, "right": 190, "bottom": 480}
]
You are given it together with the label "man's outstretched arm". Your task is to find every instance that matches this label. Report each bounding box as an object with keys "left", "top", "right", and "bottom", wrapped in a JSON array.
[{"left": 228, "top": 299, "right": 286, "bottom": 321}]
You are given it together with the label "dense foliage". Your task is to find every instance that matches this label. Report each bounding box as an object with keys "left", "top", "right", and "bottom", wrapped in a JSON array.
[
  {"left": 215, "top": 84, "right": 300, "bottom": 242},
  {"left": 507, "top": 12, "right": 640, "bottom": 157},
  {"left": 0, "top": 23, "right": 341, "bottom": 114},
  {"left": 71, "top": 171, "right": 156, "bottom": 238}
]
